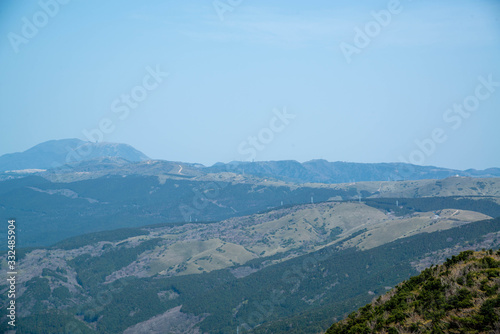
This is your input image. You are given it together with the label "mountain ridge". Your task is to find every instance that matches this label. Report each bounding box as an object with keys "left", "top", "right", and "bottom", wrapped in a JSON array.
[
  {"left": 0, "top": 138, "right": 149, "bottom": 171},
  {"left": 208, "top": 160, "right": 500, "bottom": 184},
  {"left": 2, "top": 139, "right": 500, "bottom": 184}
]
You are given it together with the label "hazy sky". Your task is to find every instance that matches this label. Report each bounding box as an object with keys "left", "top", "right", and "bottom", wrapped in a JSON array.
[{"left": 1, "top": 0, "right": 499, "bottom": 169}]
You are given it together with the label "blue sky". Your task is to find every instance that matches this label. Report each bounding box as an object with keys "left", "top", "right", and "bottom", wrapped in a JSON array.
[{"left": 0, "top": 0, "right": 499, "bottom": 169}]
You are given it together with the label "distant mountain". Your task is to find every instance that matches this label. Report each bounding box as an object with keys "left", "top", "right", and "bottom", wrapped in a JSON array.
[
  {"left": 2, "top": 139, "right": 500, "bottom": 184},
  {"left": 326, "top": 250, "right": 500, "bottom": 334},
  {"left": 0, "top": 139, "right": 149, "bottom": 171},
  {"left": 207, "top": 160, "right": 500, "bottom": 183}
]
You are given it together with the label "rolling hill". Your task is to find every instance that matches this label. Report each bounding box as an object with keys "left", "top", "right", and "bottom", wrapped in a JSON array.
[
  {"left": 326, "top": 250, "right": 500, "bottom": 333},
  {"left": 0, "top": 139, "right": 500, "bottom": 333},
  {"left": 2, "top": 196, "right": 500, "bottom": 333},
  {"left": 1, "top": 170, "right": 499, "bottom": 247}
]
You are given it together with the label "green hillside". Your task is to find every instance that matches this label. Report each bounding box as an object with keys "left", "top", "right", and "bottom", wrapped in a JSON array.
[
  {"left": 326, "top": 250, "right": 500, "bottom": 334},
  {"left": 1, "top": 173, "right": 499, "bottom": 248},
  {"left": 2, "top": 213, "right": 500, "bottom": 333},
  {"left": 1, "top": 176, "right": 499, "bottom": 333}
]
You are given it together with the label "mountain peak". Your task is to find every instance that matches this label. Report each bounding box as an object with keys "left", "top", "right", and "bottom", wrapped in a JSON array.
[{"left": 0, "top": 139, "right": 149, "bottom": 171}]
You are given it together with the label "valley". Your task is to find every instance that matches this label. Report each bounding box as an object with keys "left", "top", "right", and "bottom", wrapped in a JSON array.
[
  {"left": 3, "top": 0, "right": 499, "bottom": 330},
  {"left": 0, "top": 141, "right": 499, "bottom": 333},
  {"left": 1, "top": 190, "right": 500, "bottom": 333},
  {"left": 1, "top": 160, "right": 499, "bottom": 248}
]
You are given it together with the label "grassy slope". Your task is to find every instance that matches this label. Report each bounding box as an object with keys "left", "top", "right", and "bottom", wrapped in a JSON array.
[
  {"left": 3, "top": 217, "right": 500, "bottom": 333},
  {"left": 326, "top": 250, "right": 500, "bottom": 334},
  {"left": 1, "top": 175, "right": 499, "bottom": 248},
  {"left": 5, "top": 198, "right": 494, "bottom": 288},
  {"left": 246, "top": 218, "right": 500, "bottom": 334},
  {"left": 1, "top": 194, "right": 500, "bottom": 333}
]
